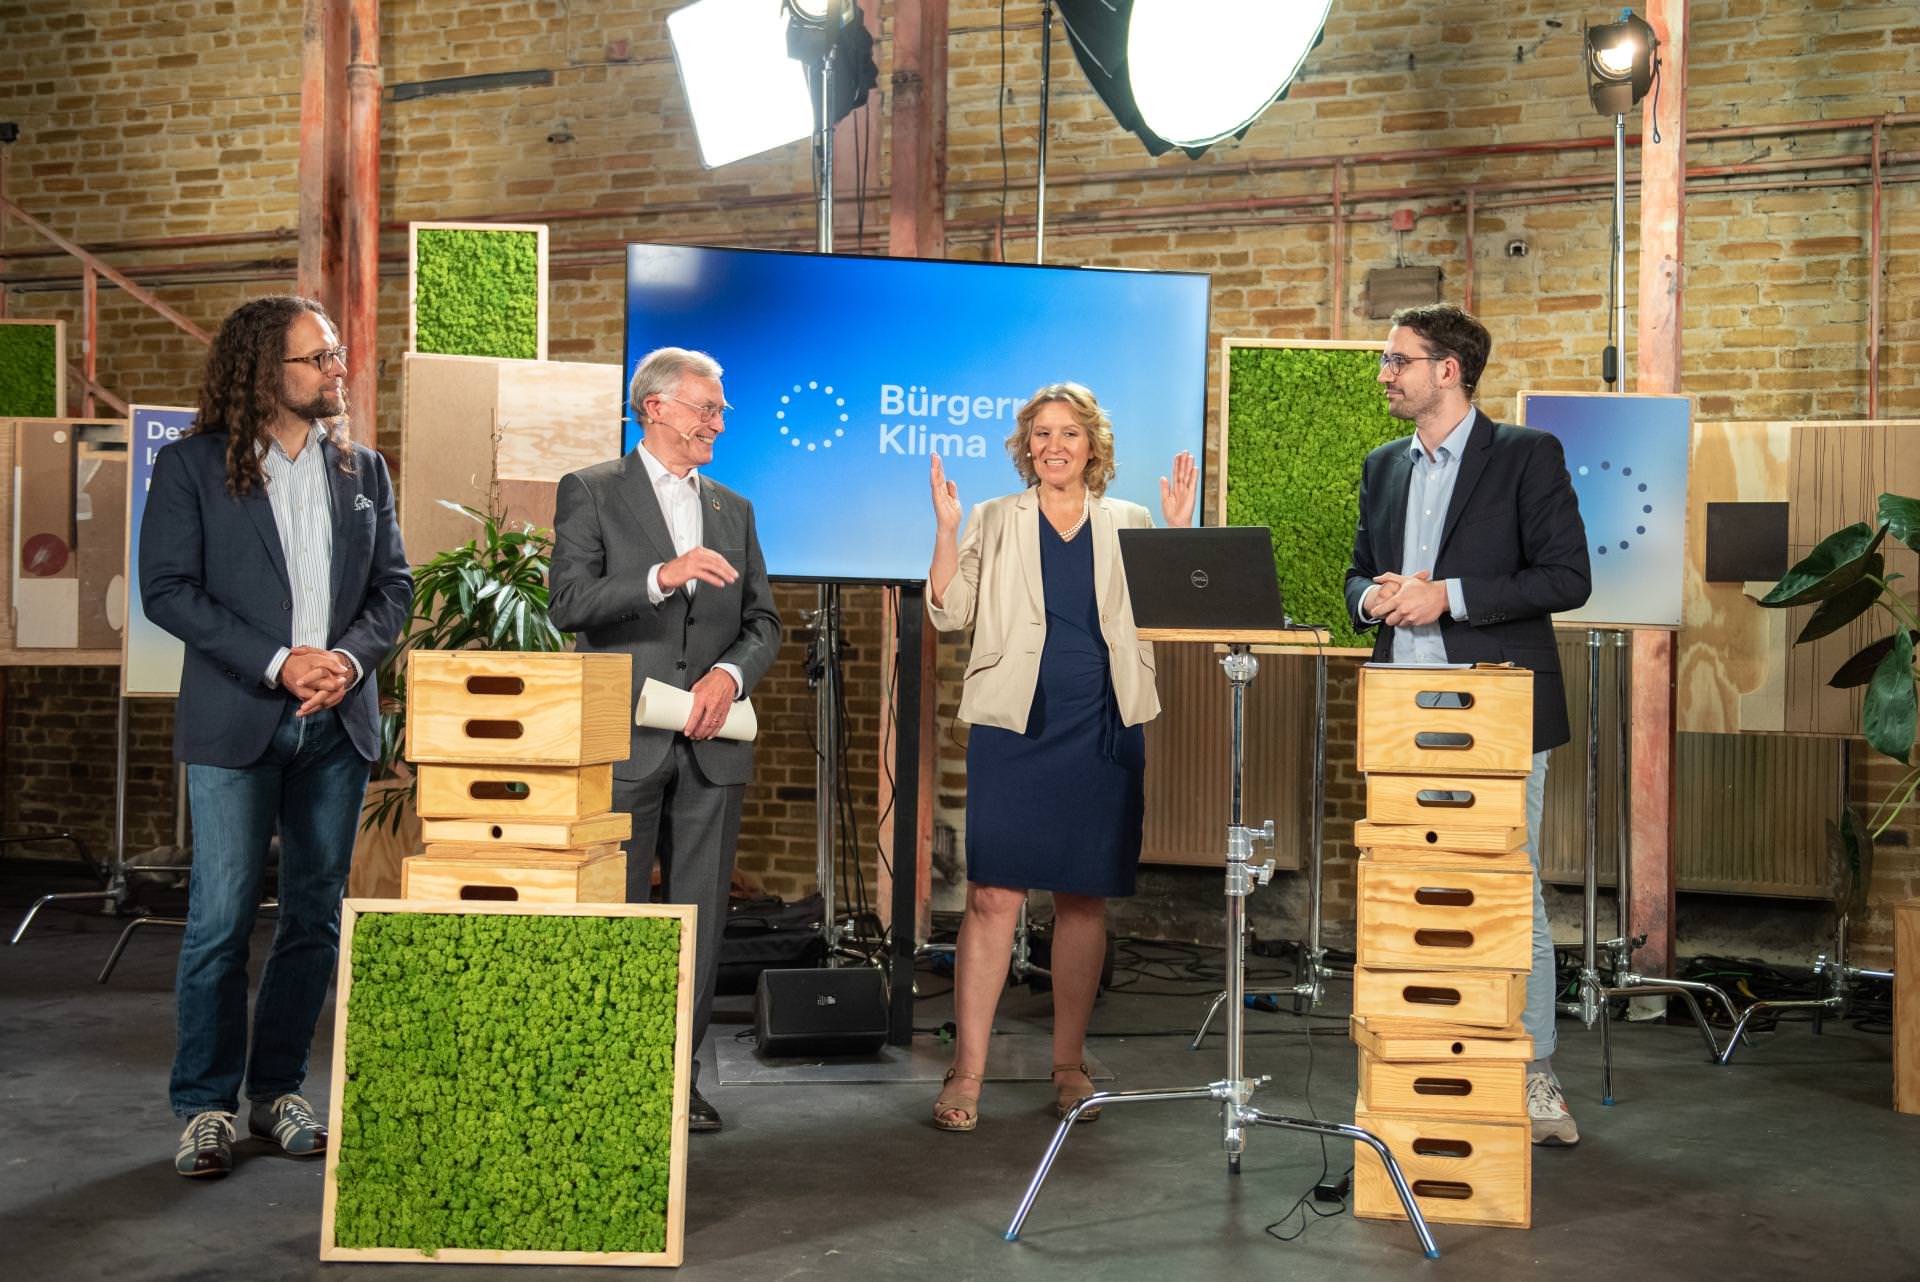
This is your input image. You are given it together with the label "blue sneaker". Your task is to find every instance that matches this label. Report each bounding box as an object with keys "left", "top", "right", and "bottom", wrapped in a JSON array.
[{"left": 248, "top": 1093, "right": 327, "bottom": 1156}]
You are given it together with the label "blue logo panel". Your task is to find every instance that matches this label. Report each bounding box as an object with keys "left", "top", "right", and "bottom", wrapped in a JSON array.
[{"left": 623, "top": 245, "right": 1211, "bottom": 583}]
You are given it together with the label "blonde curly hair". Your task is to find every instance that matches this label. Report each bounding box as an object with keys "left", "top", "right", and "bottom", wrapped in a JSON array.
[{"left": 1004, "top": 382, "right": 1117, "bottom": 496}]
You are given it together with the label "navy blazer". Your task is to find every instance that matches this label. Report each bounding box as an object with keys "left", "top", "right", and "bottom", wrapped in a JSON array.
[
  {"left": 138, "top": 430, "right": 412, "bottom": 768},
  {"left": 1344, "top": 410, "right": 1592, "bottom": 754}
]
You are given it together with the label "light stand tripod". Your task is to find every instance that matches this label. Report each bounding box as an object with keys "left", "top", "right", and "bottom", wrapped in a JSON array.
[
  {"left": 1006, "top": 641, "right": 1438, "bottom": 1258},
  {"left": 1190, "top": 640, "right": 1342, "bottom": 1048},
  {"left": 1566, "top": 629, "right": 1739, "bottom": 1101}
]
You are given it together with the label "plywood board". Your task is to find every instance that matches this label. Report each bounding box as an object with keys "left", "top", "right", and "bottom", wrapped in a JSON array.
[
  {"left": 494, "top": 358, "right": 622, "bottom": 481},
  {"left": 1678, "top": 419, "right": 1920, "bottom": 738},
  {"left": 399, "top": 352, "right": 499, "bottom": 563},
  {"left": 2, "top": 417, "right": 126, "bottom": 659}
]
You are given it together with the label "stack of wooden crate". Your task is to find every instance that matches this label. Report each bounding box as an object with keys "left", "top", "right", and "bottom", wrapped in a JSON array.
[
  {"left": 400, "top": 651, "right": 634, "bottom": 904},
  {"left": 1348, "top": 663, "right": 1536, "bottom": 1231}
]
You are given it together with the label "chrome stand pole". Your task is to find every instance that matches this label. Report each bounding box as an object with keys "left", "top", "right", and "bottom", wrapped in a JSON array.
[
  {"left": 1569, "top": 632, "right": 1736, "bottom": 1100},
  {"left": 1191, "top": 646, "right": 1339, "bottom": 1047},
  {"left": 1007, "top": 646, "right": 1438, "bottom": 1259}
]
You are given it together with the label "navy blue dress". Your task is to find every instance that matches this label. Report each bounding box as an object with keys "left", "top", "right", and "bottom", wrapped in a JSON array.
[{"left": 965, "top": 508, "right": 1147, "bottom": 898}]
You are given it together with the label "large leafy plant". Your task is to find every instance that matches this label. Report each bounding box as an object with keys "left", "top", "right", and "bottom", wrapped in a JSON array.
[
  {"left": 1758, "top": 492, "right": 1920, "bottom": 854},
  {"left": 363, "top": 503, "right": 570, "bottom": 832}
]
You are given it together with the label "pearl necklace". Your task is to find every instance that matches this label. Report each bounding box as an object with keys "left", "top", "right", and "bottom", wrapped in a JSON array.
[{"left": 1053, "top": 494, "right": 1090, "bottom": 542}]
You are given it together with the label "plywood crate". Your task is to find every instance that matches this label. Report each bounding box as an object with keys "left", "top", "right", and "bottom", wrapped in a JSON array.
[
  {"left": 401, "top": 845, "right": 625, "bottom": 904},
  {"left": 419, "top": 810, "right": 631, "bottom": 850},
  {"left": 1357, "top": 664, "right": 1533, "bottom": 777},
  {"left": 322, "top": 899, "right": 693, "bottom": 1265},
  {"left": 1357, "top": 1047, "right": 1526, "bottom": 1121},
  {"left": 1365, "top": 772, "right": 1528, "bottom": 829},
  {"left": 1357, "top": 862, "right": 1534, "bottom": 972},
  {"left": 416, "top": 762, "right": 614, "bottom": 822},
  {"left": 407, "top": 650, "right": 632, "bottom": 766},
  {"left": 1354, "top": 819, "right": 1528, "bottom": 856},
  {"left": 1350, "top": 1015, "right": 1532, "bottom": 1063},
  {"left": 1360, "top": 845, "right": 1532, "bottom": 874},
  {"left": 1353, "top": 1108, "right": 1530, "bottom": 1229},
  {"left": 1353, "top": 966, "right": 1527, "bottom": 1029}
]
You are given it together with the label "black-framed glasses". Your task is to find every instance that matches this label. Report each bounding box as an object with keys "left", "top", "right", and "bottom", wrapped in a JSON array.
[
  {"left": 285, "top": 345, "right": 349, "bottom": 372},
  {"left": 657, "top": 394, "right": 734, "bottom": 423},
  {"left": 1378, "top": 352, "right": 1448, "bottom": 375}
]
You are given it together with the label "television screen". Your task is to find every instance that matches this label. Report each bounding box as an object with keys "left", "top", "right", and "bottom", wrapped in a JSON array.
[{"left": 623, "top": 244, "right": 1211, "bottom": 583}]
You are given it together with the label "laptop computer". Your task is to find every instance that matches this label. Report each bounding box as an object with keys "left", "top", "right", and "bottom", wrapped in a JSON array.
[{"left": 1117, "top": 527, "right": 1287, "bottom": 632}]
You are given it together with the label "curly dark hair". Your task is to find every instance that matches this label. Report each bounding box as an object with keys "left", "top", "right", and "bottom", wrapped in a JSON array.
[{"left": 189, "top": 294, "right": 354, "bottom": 496}]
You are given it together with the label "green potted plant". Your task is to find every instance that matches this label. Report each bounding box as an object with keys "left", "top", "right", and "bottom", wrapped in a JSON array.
[
  {"left": 1757, "top": 492, "right": 1920, "bottom": 887},
  {"left": 361, "top": 503, "right": 571, "bottom": 836}
]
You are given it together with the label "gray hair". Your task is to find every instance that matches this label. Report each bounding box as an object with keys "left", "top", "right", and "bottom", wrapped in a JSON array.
[{"left": 628, "top": 346, "right": 724, "bottom": 424}]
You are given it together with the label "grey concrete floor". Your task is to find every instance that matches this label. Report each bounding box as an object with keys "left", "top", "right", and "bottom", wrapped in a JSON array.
[{"left": 4, "top": 886, "right": 1918, "bottom": 1282}]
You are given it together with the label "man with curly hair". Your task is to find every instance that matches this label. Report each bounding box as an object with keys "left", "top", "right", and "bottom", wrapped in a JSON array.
[{"left": 139, "top": 295, "right": 411, "bottom": 1178}]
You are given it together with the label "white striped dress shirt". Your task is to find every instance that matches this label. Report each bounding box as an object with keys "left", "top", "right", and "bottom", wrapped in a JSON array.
[{"left": 259, "top": 425, "right": 351, "bottom": 687}]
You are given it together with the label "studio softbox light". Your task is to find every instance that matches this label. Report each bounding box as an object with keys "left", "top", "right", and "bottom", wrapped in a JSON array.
[{"left": 1055, "top": 0, "right": 1333, "bottom": 158}]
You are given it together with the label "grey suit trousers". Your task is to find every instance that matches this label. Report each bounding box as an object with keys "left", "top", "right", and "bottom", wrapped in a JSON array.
[{"left": 616, "top": 739, "right": 744, "bottom": 1074}]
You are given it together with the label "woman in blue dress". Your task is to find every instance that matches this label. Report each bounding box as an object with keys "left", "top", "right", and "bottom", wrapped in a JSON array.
[{"left": 925, "top": 382, "right": 1195, "bottom": 1131}]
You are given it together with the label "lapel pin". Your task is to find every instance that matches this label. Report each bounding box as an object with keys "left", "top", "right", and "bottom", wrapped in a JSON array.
[{"left": 711, "top": 498, "right": 721, "bottom": 510}]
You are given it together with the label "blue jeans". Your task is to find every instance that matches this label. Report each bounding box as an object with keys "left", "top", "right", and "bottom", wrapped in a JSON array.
[
  {"left": 1521, "top": 750, "right": 1557, "bottom": 1060},
  {"left": 171, "top": 704, "right": 369, "bottom": 1118}
]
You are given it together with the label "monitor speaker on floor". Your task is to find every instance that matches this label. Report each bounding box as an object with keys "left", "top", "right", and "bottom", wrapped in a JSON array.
[{"left": 752, "top": 966, "right": 889, "bottom": 1058}]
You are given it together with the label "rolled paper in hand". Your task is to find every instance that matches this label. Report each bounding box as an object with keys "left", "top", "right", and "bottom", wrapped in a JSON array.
[{"left": 634, "top": 677, "right": 758, "bottom": 742}]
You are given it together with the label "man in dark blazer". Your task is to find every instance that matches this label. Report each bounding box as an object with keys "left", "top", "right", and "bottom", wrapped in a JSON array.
[
  {"left": 140, "top": 295, "right": 410, "bottom": 1178},
  {"left": 549, "top": 347, "right": 781, "bottom": 1132},
  {"left": 1344, "top": 304, "right": 1591, "bottom": 1146}
]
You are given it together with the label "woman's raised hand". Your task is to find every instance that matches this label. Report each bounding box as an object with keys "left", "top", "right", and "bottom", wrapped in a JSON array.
[
  {"left": 930, "top": 453, "right": 963, "bottom": 535},
  {"left": 1159, "top": 450, "right": 1197, "bottom": 528}
]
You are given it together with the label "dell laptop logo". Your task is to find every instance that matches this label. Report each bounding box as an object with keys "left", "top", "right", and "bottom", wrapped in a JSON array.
[
  {"left": 1190, "top": 569, "right": 1209, "bottom": 590},
  {"left": 816, "top": 994, "right": 839, "bottom": 1007}
]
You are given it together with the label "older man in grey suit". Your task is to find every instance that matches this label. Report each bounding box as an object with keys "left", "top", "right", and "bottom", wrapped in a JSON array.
[{"left": 550, "top": 347, "right": 782, "bottom": 1132}]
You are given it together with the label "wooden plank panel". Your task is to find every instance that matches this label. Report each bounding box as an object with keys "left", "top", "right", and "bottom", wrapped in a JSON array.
[
  {"left": 1352, "top": 1109, "right": 1530, "bottom": 1229},
  {"left": 1356, "top": 863, "right": 1535, "bottom": 972},
  {"left": 1898, "top": 898, "right": 1920, "bottom": 1116},
  {"left": 1358, "top": 1049, "right": 1526, "bottom": 1121},
  {"left": 1352, "top": 967, "right": 1526, "bottom": 1028},
  {"left": 1350, "top": 1015, "right": 1533, "bottom": 1062}
]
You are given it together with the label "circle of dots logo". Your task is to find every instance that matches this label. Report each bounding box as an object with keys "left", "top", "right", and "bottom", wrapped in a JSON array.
[
  {"left": 776, "top": 381, "right": 850, "bottom": 453},
  {"left": 1574, "top": 457, "right": 1653, "bottom": 557}
]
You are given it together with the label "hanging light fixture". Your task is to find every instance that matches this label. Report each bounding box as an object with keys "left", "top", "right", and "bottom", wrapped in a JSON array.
[{"left": 1056, "top": 0, "right": 1332, "bottom": 157}]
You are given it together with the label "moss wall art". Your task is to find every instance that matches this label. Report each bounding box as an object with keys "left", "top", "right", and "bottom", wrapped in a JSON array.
[
  {"left": 412, "top": 226, "right": 544, "bottom": 360},
  {"left": 0, "top": 321, "right": 63, "bottom": 417},
  {"left": 1223, "top": 342, "right": 1405, "bottom": 649},
  {"left": 329, "top": 907, "right": 685, "bottom": 1260}
]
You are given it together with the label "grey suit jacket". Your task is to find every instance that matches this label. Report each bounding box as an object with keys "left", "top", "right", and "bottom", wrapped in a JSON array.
[{"left": 548, "top": 451, "right": 782, "bottom": 786}]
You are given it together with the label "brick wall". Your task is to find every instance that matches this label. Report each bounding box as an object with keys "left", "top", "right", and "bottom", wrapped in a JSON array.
[{"left": 2, "top": 0, "right": 1915, "bottom": 957}]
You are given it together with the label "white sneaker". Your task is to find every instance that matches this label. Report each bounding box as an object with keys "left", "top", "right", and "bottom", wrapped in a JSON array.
[{"left": 1526, "top": 1072, "right": 1580, "bottom": 1147}]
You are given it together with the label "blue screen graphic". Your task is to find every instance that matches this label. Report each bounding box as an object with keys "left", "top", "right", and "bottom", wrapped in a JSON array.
[
  {"left": 622, "top": 244, "right": 1211, "bottom": 582},
  {"left": 1519, "top": 392, "right": 1691, "bottom": 629}
]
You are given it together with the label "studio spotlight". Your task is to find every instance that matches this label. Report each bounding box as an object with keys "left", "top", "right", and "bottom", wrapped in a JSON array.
[
  {"left": 1584, "top": 9, "right": 1657, "bottom": 115},
  {"left": 1057, "top": 0, "right": 1332, "bottom": 157}
]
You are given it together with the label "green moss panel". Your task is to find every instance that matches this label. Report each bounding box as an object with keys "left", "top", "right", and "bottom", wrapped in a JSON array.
[
  {"left": 0, "top": 323, "right": 61, "bottom": 417},
  {"left": 414, "top": 228, "right": 541, "bottom": 360},
  {"left": 332, "top": 911, "right": 682, "bottom": 1256},
  {"left": 1223, "top": 345, "right": 1405, "bottom": 648}
]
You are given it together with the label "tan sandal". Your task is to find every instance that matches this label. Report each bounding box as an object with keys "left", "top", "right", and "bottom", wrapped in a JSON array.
[
  {"left": 1053, "top": 1062, "right": 1102, "bottom": 1123},
  {"left": 933, "top": 1067, "right": 983, "bottom": 1132}
]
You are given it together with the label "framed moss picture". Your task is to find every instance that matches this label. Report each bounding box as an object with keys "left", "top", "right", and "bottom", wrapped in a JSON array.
[
  {"left": 1219, "top": 338, "right": 1404, "bottom": 652},
  {"left": 321, "top": 899, "right": 694, "bottom": 1267},
  {"left": 0, "top": 319, "right": 67, "bottom": 418},
  {"left": 408, "top": 222, "right": 549, "bottom": 361}
]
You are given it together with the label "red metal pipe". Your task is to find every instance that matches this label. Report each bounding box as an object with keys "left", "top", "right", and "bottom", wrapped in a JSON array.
[
  {"left": 344, "top": 0, "right": 380, "bottom": 451},
  {"left": 1869, "top": 121, "right": 1883, "bottom": 419},
  {"left": 1329, "top": 161, "right": 1345, "bottom": 339},
  {"left": 0, "top": 197, "right": 211, "bottom": 342},
  {"left": 81, "top": 265, "right": 97, "bottom": 417},
  {"left": 1464, "top": 189, "right": 1476, "bottom": 313}
]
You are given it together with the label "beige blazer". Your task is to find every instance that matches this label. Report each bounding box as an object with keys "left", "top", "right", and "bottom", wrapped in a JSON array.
[{"left": 927, "top": 488, "right": 1160, "bottom": 734}]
